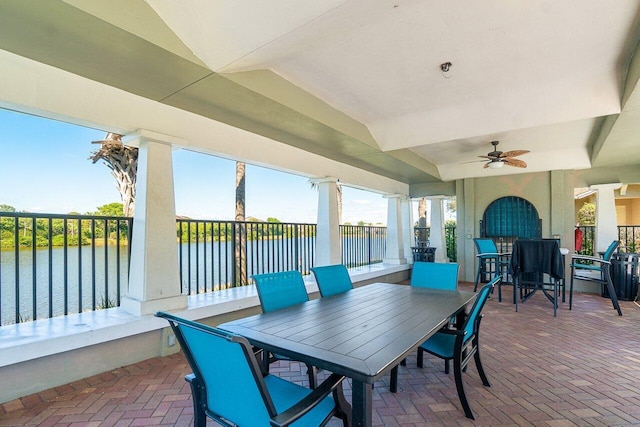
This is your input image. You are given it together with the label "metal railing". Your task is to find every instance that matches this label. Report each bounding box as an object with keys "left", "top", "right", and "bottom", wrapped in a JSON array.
[
  {"left": 1, "top": 211, "right": 393, "bottom": 325},
  {"left": 618, "top": 225, "right": 640, "bottom": 253},
  {"left": 176, "top": 219, "right": 317, "bottom": 294},
  {"left": 0, "top": 212, "right": 132, "bottom": 326},
  {"left": 340, "top": 225, "right": 386, "bottom": 267},
  {"left": 413, "top": 225, "right": 457, "bottom": 262}
]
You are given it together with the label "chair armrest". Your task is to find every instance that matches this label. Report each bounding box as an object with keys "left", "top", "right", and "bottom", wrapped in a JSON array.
[
  {"left": 270, "top": 373, "right": 345, "bottom": 427},
  {"left": 476, "top": 252, "right": 511, "bottom": 258},
  {"left": 571, "top": 255, "right": 611, "bottom": 265}
]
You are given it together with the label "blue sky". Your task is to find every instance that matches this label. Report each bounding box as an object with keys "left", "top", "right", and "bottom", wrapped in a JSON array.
[{"left": 0, "top": 108, "right": 389, "bottom": 224}]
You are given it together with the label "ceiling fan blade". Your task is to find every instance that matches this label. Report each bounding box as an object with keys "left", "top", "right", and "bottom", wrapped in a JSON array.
[
  {"left": 477, "top": 155, "right": 495, "bottom": 160},
  {"left": 483, "top": 161, "right": 491, "bottom": 169},
  {"left": 462, "top": 159, "right": 489, "bottom": 164},
  {"left": 499, "top": 150, "right": 530, "bottom": 158},
  {"left": 503, "top": 158, "right": 527, "bottom": 168}
]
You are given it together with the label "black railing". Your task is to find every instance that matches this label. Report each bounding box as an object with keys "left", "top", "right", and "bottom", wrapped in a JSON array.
[
  {"left": 176, "top": 220, "right": 317, "bottom": 294},
  {"left": 413, "top": 226, "right": 457, "bottom": 262},
  {"left": 618, "top": 225, "right": 640, "bottom": 253},
  {"left": 340, "top": 225, "right": 386, "bottom": 267},
  {"left": 0, "top": 212, "right": 132, "bottom": 326}
]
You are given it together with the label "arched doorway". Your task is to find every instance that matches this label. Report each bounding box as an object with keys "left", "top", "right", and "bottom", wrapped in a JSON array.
[{"left": 480, "top": 196, "right": 541, "bottom": 252}]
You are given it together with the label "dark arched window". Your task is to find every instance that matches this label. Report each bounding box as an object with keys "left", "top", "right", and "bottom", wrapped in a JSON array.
[{"left": 480, "top": 196, "right": 541, "bottom": 239}]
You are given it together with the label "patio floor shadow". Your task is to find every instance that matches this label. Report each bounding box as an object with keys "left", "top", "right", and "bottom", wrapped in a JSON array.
[{"left": 2, "top": 281, "right": 639, "bottom": 426}]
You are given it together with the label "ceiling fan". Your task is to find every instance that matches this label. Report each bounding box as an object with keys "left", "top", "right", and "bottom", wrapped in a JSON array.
[{"left": 478, "top": 140, "right": 529, "bottom": 169}]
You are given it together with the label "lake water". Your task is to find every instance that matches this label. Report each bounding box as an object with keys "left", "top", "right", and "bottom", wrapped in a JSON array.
[{"left": 0, "top": 236, "right": 383, "bottom": 325}]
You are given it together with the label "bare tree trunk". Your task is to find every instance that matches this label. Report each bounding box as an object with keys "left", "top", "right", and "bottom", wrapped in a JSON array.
[
  {"left": 89, "top": 133, "right": 138, "bottom": 217},
  {"left": 235, "top": 162, "right": 247, "bottom": 286},
  {"left": 337, "top": 183, "right": 343, "bottom": 225}
]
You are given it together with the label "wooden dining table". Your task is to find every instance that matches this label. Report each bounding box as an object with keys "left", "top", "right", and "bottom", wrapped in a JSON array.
[{"left": 218, "top": 282, "right": 477, "bottom": 426}]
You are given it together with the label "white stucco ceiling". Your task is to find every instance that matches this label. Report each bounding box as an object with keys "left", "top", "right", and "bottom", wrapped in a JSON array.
[{"left": 147, "top": 0, "right": 640, "bottom": 180}]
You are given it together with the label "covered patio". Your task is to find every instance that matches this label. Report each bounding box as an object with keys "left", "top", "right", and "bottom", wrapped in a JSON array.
[
  {"left": 2, "top": 1, "right": 640, "bottom": 424},
  {"left": 3, "top": 282, "right": 639, "bottom": 426}
]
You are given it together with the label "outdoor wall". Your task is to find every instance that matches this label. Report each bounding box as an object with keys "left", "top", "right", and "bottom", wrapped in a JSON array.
[
  {"left": 455, "top": 171, "right": 562, "bottom": 282},
  {"left": 0, "top": 267, "right": 410, "bottom": 404}
]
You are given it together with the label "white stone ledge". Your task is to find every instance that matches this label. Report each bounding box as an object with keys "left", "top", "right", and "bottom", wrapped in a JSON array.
[{"left": 0, "top": 263, "right": 411, "bottom": 368}]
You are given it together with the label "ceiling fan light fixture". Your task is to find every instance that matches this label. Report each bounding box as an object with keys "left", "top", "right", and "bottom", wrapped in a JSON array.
[{"left": 488, "top": 160, "right": 504, "bottom": 169}]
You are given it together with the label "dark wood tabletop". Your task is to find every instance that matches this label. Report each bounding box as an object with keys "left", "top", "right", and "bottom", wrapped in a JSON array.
[{"left": 219, "top": 282, "right": 477, "bottom": 427}]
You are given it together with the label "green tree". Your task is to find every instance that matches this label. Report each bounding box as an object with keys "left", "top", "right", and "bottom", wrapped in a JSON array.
[
  {"left": 0, "top": 204, "right": 16, "bottom": 212},
  {"left": 93, "top": 202, "right": 125, "bottom": 217},
  {"left": 577, "top": 202, "right": 595, "bottom": 226}
]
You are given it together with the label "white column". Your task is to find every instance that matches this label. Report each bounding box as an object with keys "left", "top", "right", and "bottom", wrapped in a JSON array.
[
  {"left": 383, "top": 194, "right": 407, "bottom": 265},
  {"left": 312, "top": 177, "right": 341, "bottom": 266},
  {"left": 591, "top": 183, "right": 622, "bottom": 253},
  {"left": 121, "top": 130, "right": 187, "bottom": 316},
  {"left": 401, "top": 197, "right": 413, "bottom": 264},
  {"left": 427, "top": 196, "right": 449, "bottom": 263}
]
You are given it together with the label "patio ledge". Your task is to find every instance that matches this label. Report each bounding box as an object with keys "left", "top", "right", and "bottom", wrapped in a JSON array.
[{"left": 0, "top": 263, "right": 410, "bottom": 368}]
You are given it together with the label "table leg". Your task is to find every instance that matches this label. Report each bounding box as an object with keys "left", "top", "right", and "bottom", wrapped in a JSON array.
[{"left": 351, "top": 379, "right": 372, "bottom": 427}]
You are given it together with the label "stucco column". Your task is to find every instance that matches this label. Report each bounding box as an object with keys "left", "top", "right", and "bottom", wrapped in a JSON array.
[
  {"left": 121, "top": 130, "right": 186, "bottom": 316},
  {"left": 312, "top": 177, "right": 341, "bottom": 266},
  {"left": 591, "top": 183, "right": 622, "bottom": 253},
  {"left": 383, "top": 194, "right": 407, "bottom": 265},
  {"left": 427, "top": 196, "right": 449, "bottom": 263},
  {"left": 402, "top": 197, "right": 414, "bottom": 264}
]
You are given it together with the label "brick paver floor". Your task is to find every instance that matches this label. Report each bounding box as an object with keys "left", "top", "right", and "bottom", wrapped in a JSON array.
[{"left": 2, "top": 282, "right": 639, "bottom": 426}]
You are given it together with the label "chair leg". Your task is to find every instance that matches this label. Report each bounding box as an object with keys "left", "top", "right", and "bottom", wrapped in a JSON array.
[
  {"left": 453, "top": 354, "right": 474, "bottom": 420},
  {"left": 390, "top": 365, "right": 398, "bottom": 393},
  {"left": 186, "top": 374, "right": 207, "bottom": 427},
  {"left": 417, "top": 348, "right": 424, "bottom": 368},
  {"left": 445, "top": 359, "right": 450, "bottom": 374},
  {"left": 570, "top": 265, "right": 575, "bottom": 310},
  {"left": 306, "top": 364, "right": 318, "bottom": 389},
  {"left": 332, "top": 384, "right": 352, "bottom": 427},
  {"left": 603, "top": 266, "right": 623, "bottom": 316},
  {"left": 473, "top": 341, "right": 491, "bottom": 387},
  {"left": 261, "top": 351, "right": 271, "bottom": 376},
  {"left": 474, "top": 267, "right": 482, "bottom": 292}
]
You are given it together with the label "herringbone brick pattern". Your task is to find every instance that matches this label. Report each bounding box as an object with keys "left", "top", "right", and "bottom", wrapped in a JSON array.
[{"left": 2, "top": 282, "right": 639, "bottom": 426}]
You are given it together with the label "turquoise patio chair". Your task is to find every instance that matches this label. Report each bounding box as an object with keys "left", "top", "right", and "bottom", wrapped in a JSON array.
[
  {"left": 155, "top": 312, "right": 350, "bottom": 427},
  {"left": 473, "top": 238, "right": 510, "bottom": 301},
  {"left": 410, "top": 261, "right": 459, "bottom": 289},
  {"left": 388, "top": 262, "right": 460, "bottom": 393},
  {"left": 570, "top": 240, "right": 622, "bottom": 315},
  {"left": 417, "top": 276, "right": 499, "bottom": 420},
  {"left": 310, "top": 264, "right": 353, "bottom": 297},
  {"left": 409, "top": 262, "right": 459, "bottom": 375},
  {"left": 252, "top": 270, "right": 318, "bottom": 388}
]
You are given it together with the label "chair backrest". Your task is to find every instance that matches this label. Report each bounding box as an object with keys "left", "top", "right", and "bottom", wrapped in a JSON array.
[
  {"left": 603, "top": 240, "right": 620, "bottom": 261},
  {"left": 474, "top": 238, "right": 498, "bottom": 255},
  {"left": 310, "top": 264, "right": 353, "bottom": 297},
  {"left": 410, "top": 262, "right": 459, "bottom": 290},
  {"left": 155, "top": 312, "right": 276, "bottom": 425},
  {"left": 252, "top": 270, "right": 309, "bottom": 312},
  {"left": 463, "top": 275, "right": 500, "bottom": 341}
]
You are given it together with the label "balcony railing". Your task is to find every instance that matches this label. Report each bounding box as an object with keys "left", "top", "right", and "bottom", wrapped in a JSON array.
[
  {"left": 340, "top": 225, "right": 386, "bottom": 267},
  {"left": 413, "top": 225, "right": 457, "bottom": 261},
  {"left": 0, "top": 212, "right": 132, "bottom": 326},
  {"left": 176, "top": 219, "right": 317, "bottom": 293},
  {"left": 5, "top": 211, "right": 637, "bottom": 326},
  {"left": 1, "top": 213, "right": 391, "bottom": 325}
]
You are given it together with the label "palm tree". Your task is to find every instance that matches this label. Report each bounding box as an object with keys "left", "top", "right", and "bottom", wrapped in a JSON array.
[
  {"left": 89, "top": 133, "right": 138, "bottom": 217},
  {"left": 235, "top": 161, "right": 248, "bottom": 286}
]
